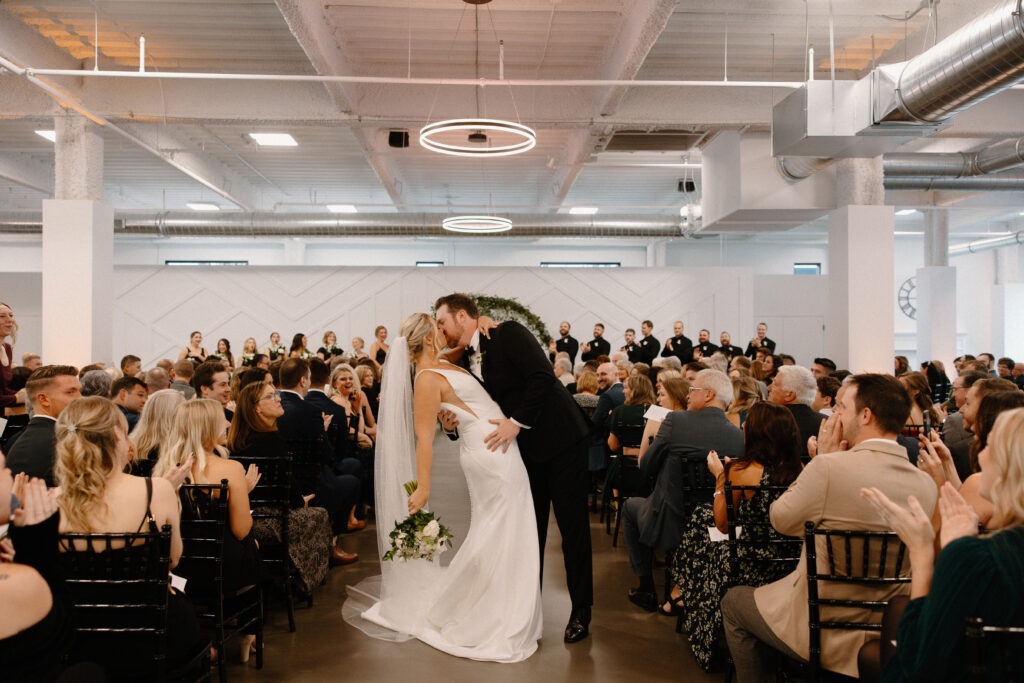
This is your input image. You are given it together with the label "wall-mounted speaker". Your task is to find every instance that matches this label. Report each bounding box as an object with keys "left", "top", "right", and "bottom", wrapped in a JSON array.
[{"left": 389, "top": 130, "right": 410, "bottom": 148}]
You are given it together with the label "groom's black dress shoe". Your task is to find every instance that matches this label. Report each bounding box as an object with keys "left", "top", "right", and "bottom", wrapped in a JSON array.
[
  {"left": 564, "top": 607, "right": 591, "bottom": 643},
  {"left": 628, "top": 588, "right": 659, "bottom": 613}
]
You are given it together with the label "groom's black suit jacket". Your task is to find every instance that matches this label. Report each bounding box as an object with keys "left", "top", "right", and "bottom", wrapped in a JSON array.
[{"left": 469, "top": 321, "right": 589, "bottom": 462}]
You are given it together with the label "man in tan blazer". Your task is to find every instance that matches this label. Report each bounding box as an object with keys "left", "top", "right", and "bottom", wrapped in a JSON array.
[{"left": 721, "top": 374, "right": 938, "bottom": 681}]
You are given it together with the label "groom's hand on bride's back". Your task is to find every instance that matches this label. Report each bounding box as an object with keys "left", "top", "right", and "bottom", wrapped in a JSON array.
[{"left": 438, "top": 409, "right": 460, "bottom": 441}]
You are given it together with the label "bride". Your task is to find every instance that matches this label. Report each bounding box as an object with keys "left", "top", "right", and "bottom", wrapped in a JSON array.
[{"left": 348, "top": 312, "right": 543, "bottom": 663}]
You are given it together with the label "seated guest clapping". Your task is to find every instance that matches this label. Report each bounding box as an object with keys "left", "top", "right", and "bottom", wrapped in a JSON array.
[
  {"left": 672, "top": 402, "right": 803, "bottom": 670},
  {"left": 7, "top": 365, "right": 81, "bottom": 486},
  {"left": 722, "top": 374, "right": 938, "bottom": 680},
  {"left": 624, "top": 369, "right": 743, "bottom": 612},
  {"left": 128, "top": 389, "right": 185, "bottom": 475},
  {"left": 276, "top": 358, "right": 359, "bottom": 565},
  {"left": 861, "top": 408, "right": 1024, "bottom": 682},
  {"left": 228, "top": 381, "right": 334, "bottom": 592},
  {"left": 55, "top": 396, "right": 204, "bottom": 669}
]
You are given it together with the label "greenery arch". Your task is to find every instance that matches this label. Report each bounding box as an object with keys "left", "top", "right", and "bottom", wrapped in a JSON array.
[{"left": 470, "top": 294, "right": 552, "bottom": 346}]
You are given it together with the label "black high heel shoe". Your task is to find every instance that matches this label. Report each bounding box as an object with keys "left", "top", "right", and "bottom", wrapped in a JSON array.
[{"left": 659, "top": 595, "right": 685, "bottom": 617}]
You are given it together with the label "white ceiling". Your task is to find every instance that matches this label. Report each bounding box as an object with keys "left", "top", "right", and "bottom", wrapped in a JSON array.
[{"left": 0, "top": 0, "right": 1022, "bottom": 236}]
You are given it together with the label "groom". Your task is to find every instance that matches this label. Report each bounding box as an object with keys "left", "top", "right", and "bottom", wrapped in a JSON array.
[{"left": 434, "top": 293, "right": 594, "bottom": 643}]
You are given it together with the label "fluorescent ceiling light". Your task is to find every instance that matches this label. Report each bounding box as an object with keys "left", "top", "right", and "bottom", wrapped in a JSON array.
[
  {"left": 249, "top": 133, "right": 297, "bottom": 147},
  {"left": 327, "top": 204, "right": 358, "bottom": 213},
  {"left": 895, "top": 231, "right": 924, "bottom": 236},
  {"left": 35, "top": 130, "right": 56, "bottom": 142},
  {"left": 186, "top": 202, "right": 220, "bottom": 212},
  {"left": 568, "top": 207, "right": 599, "bottom": 215},
  {"left": 895, "top": 209, "right": 918, "bottom": 216}
]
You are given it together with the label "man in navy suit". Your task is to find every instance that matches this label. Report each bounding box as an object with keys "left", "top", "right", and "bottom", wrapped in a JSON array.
[{"left": 304, "top": 358, "right": 364, "bottom": 484}]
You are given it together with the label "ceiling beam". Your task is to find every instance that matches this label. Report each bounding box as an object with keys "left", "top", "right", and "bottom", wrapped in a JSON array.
[{"left": 0, "top": 153, "right": 53, "bottom": 194}]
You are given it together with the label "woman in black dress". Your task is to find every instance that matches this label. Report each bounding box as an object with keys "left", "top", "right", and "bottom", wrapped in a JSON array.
[
  {"left": 368, "top": 325, "right": 389, "bottom": 365},
  {"left": 0, "top": 301, "right": 27, "bottom": 415},
  {"left": 607, "top": 374, "right": 657, "bottom": 501},
  {"left": 288, "top": 333, "right": 313, "bottom": 360},
  {"left": 316, "top": 331, "right": 343, "bottom": 361},
  {"left": 177, "top": 331, "right": 208, "bottom": 366},
  {"left": 128, "top": 389, "right": 186, "bottom": 476},
  {"left": 213, "top": 338, "right": 234, "bottom": 369},
  {"left": 238, "top": 337, "right": 258, "bottom": 369},
  {"left": 264, "top": 332, "right": 287, "bottom": 361}
]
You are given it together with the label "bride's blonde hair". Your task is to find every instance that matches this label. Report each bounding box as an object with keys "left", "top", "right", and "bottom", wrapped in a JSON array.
[{"left": 399, "top": 313, "right": 440, "bottom": 363}]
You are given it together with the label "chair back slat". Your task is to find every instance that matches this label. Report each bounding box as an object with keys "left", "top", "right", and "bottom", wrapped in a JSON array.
[
  {"left": 58, "top": 524, "right": 173, "bottom": 681},
  {"left": 722, "top": 482, "right": 801, "bottom": 589},
  {"left": 966, "top": 616, "right": 1024, "bottom": 683}
]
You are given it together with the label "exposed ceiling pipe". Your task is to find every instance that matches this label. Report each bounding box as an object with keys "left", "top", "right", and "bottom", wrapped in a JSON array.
[
  {"left": 884, "top": 137, "right": 1024, "bottom": 178},
  {"left": 0, "top": 54, "right": 256, "bottom": 211},
  {"left": 949, "top": 230, "right": 1024, "bottom": 256},
  {"left": 884, "top": 0, "right": 1024, "bottom": 124},
  {"left": 884, "top": 172, "right": 1024, "bottom": 191},
  {"left": 16, "top": 67, "right": 802, "bottom": 90}
]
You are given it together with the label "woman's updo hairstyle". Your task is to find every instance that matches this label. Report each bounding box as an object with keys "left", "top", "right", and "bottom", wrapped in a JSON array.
[
  {"left": 55, "top": 396, "right": 129, "bottom": 531},
  {"left": 399, "top": 312, "right": 438, "bottom": 363}
]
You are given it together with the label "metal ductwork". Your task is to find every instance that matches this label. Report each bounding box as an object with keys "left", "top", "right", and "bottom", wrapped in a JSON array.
[
  {"left": 884, "top": 137, "right": 1024, "bottom": 181},
  {"left": 775, "top": 156, "right": 835, "bottom": 181},
  {"left": 883, "top": 170, "right": 1024, "bottom": 191},
  {"left": 884, "top": 0, "right": 1024, "bottom": 124},
  {"left": 949, "top": 230, "right": 1024, "bottom": 256},
  {"left": 110, "top": 213, "right": 686, "bottom": 239}
]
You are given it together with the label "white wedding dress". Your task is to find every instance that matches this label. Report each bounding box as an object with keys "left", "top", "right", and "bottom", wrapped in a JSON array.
[{"left": 350, "top": 361, "right": 543, "bottom": 663}]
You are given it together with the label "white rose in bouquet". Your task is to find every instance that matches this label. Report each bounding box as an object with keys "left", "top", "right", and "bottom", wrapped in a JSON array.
[{"left": 423, "top": 520, "right": 440, "bottom": 538}]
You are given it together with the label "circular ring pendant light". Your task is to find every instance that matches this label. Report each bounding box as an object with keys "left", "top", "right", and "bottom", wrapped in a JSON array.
[
  {"left": 441, "top": 215, "right": 513, "bottom": 233},
  {"left": 420, "top": 118, "right": 536, "bottom": 157}
]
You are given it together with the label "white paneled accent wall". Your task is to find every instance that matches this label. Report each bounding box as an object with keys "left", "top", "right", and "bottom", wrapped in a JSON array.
[{"left": 113, "top": 265, "right": 759, "bottom": 367}]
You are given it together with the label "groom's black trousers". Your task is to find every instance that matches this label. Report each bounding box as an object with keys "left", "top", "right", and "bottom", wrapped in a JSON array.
[{"left": 523, "top": 438, "right": 594, "bottom": 610}]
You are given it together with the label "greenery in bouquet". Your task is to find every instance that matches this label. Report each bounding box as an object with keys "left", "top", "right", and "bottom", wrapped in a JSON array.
[{"left": 382, "top": 481, "right": 455, "bottom": 563}]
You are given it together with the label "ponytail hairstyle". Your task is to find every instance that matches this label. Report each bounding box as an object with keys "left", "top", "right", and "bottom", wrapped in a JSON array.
[
  {"left": 55, "top": 396, "right": 129, "bottom": 532},
  {"left": 154, "top": 399, "right": 226, "bottom": 486}
]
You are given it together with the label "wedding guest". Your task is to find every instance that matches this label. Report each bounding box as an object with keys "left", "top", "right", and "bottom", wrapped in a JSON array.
[
  {"left": 624, "top": 369, "right": 743, "bottom": 612},
  {"left": 56, "top": 397, "right": 204, "bottom": 670},
  {"left": 154, "top": 399, "right": 264, "bottom": 658},
  {"left": 111, "top": 376, "right": 147, "bottom": 433},
  {"left": 317, "top": 331, "right": 344, "bottom": 361},
  {"left": 350, "top": 337, "right": 369, "bottom": 360},
  {"left": 717, "top": 332, "right": 744, "bottom": 362},
  {"left": 79, "top": 368, "right": 112, "bottom": 398},
  {"left": 238, "top": 337, "right": 258, "bottom": 369},
  {"left": 192, "top": 362, "right": 232, "bottom": 421},
  {"left": 0, "top": 302, "right": 26, "bottom": 415},
  {"left": 129, "top": 389, "right": 185, "bottom": 475},
  {"left": 726, "top": 375, "right": 762, "bottom": 428},
  {"left": 860, "top": 408, "right": 1024, "bottom": 682},
  {"left": 721, "top": 374, "right": 937, "bottom": 681},
  {"left": 767, "top": 365, "right": 825, "bottom": 451},
  {"left": 329, "top": 363, "right": 374, "bottom": 454},
  {"left": 212, "top": 339, "right": 234, "bottom": 368},
  {"left": 554, "top": 357, "right": 574, "bottom": 389},
  {"left": 661, "top": 321, "right": 693, "bottom": 365},
  {"left": 119, "top": 355, "right": 141, "bottom": 378},
  {"left": 638, "top": 376, "right": 689, "bottom": 460},
  {"left": 276, "top": 358, "right": 359, "bottom": 565},
  {"left": 744, "top": 322, "right": 776, "bottom": 359},
  {"left": 144, "top": 367, "right": 170, "bottom": 394},
  {"left": 894, "top": 355, "right": 910, "bottom": 376},
  {"left": 615, "top": 359, "right": 633, "bottom": 383},
  {"left": 810, "top": 357, "right": 837, "bottom": 379},
  {"left": 580, "top": 323, "right": 611, "bottom": 362},
  {"left": 684, "top": 362, "right": 703, "bottom": 384},
  {"left": 571, "top": 371, "right": 604, "bottom": 478},
  {"left": 265, "top": 332, "right": 287, "bottom": 361},
  {"left": 7, "top": 366, "right": 81, "bottom": 486},
  {"left": 170, "top": 360, "right": 197, "bottom": 399},
  {"left": 592, "top": 362, "right": 625, "bottom": 474},
  {"left": 898, "top": 371, "right": 941, "bottom": 431},
  {"left": 289, "top": 333, "right": 313, "bottom": 360},
  {"left": 813, "top": 376, "right": 841, "bottom": 415},
  {"left": 637, "top": 321, "right": 661, "bottom": 365},
  {"left": 21, "top": 353, "right": 42, "bottom": 371},
  {"left": 253, "top": 353, "right": 270, "bottom": 371},
  {"left": 673, "top": 402, "right": 803, "bottom": 670},
  {"left": 354, "top": 362, "right": 381, "bottom": 425},
  {"left": 228, "top": 381, "right": 334, "bottom": 589},
  {"left": 621, "top": 329, "right": 641, "bottom": 363},
  {"left": 369, "top": 326, "right": 389, "bottom": 365},
  {"left": 157, "top": 358, "right": 174, "bottom": 375},
  {"left": 0, "top": 366, "right": 31, "bottom": 448},
  {"left": 997, "top": 356, "right": 1015, "bottom": 379},
  {"left": 955, "top": 391, "right": 1024, "bottom": 527},
  {"left": 922, "top": 360, "right": 951, "bottom": 404},
  {"left": 78, "top": 363, "right": 105, "bottom": 377},
  {"left": 306, "top": 359, "right": 365, "bottom": 489},
  {"left": 549, "top": 321, "right": 579, "bottom": 365},
  {"left": 694, "top": 329, "right": 718, "bottom": 359},
  {"left": 763, "top": 354, "right": 782, "bottom": 386},
  {"left": 606, "top": 374, "right": 656, "bottom": 501},
  {"left": 177, "top": 331, "right": 207, "bottom": 366}
]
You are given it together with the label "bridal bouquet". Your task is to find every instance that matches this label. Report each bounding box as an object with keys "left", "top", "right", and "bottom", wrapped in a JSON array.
[{"left": 382, "top": 481, "right": 455, "bottom": 563}]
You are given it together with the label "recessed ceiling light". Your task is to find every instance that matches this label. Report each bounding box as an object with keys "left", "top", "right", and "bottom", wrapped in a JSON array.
[
  {"left": 186, "top": 202, "right": 220, "bottom": 212},
  {"left": 249, "top": 133, "right": 297, "bottom": 147},
  {"left": 895, "top": 209, "right": 918, "bottom": 216},
  {"left": 326, "top": 204, "right": 358, "bottom": 213},
  {"left": 35, "top": 130, "right": 56, "bottom": 142},
  {"left": 569, "top": 207, "right": 599, "bottom": 215}
]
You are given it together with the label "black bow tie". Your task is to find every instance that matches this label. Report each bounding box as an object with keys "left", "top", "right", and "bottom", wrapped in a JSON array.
[{"left": 465, "top": 345, "right": 476, "bottom": 358}]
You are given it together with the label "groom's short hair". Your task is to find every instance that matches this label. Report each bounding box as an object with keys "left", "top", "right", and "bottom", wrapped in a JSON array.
[{"left": 435, "top": 293, "right": 478, "bottom": 319}]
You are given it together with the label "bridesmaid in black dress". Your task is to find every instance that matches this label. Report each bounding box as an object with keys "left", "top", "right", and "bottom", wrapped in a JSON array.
[
  {"left": 368, "top": 325, "right": 389, "bottom": 365},
  {"left": 264, "top": 332, "right": 287, "bottom": 361},
  {"left": 177, "top": 331, "right": 208, "bottom": 367},
  {"left": 316, "top": 331, "right": 344, "bottom": 361}
]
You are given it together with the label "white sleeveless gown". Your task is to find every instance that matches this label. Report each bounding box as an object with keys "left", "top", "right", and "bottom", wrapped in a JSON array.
[{"left": 359, "top": 364, "right": 543, "bottom": 663}]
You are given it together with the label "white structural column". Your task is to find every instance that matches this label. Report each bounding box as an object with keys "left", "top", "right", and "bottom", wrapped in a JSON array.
[
  {"left": 993, "top": 244, "right": 1023, "bottom": 359},
  {"left": 827, "top": 158, "right": 895, "bottom": 373},
  {"left": 42, "top": 113, "right": 114, "bottom": 366},
  {"left": 916, "top": 209, "right": 957, "bottom": 370}
]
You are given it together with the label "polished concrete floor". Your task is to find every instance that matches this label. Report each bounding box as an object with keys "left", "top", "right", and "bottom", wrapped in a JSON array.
[{"left": 234, "top": 435, "right": 720, "bottom": 682}]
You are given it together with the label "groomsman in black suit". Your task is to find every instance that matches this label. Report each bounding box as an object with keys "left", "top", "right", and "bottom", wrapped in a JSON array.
[
  {"left": 621, "top": 328, "right": 642, "bottom": 362},
  {"left": 435, "top": 293, "right": 594, "bottom": 644},
  {"left": 637, "top": 320, "right": 660, "bottom": 364},
  {"left": 548, "top": 321, "right": 579, "bottom": 365},
  {"left": 580, "top": 323, "right": 611, "bottom": 361},
  {"left": 744, "top": 322, "right": 777, "bottom": 359},
  {"left": 718, "top": 332, "right": 745, "bottom": 361},
  {"left": 661, "top": 321, "right": 693, "bottom": 365},
  {"left": 693, "top": 329, "right": 718, "bottom": 359}
]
